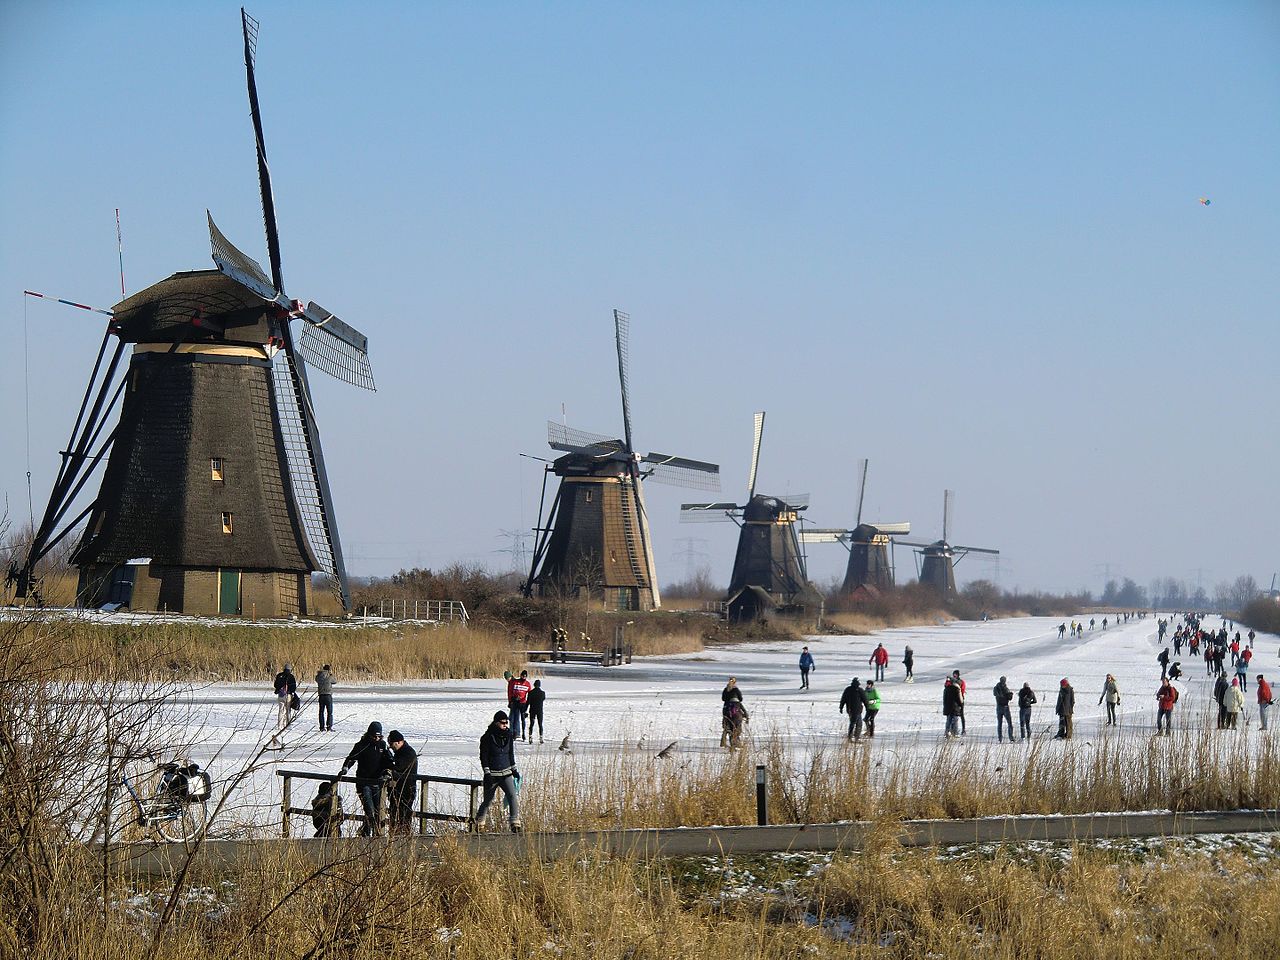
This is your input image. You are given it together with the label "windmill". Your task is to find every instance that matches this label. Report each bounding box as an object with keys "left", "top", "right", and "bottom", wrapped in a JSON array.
[
  {"left": 6, "top": 9, "right": 373, "bottom": 616},
  {"left": 799, "top": 460, "right": 910, "bottom": 596},
  {"left": 896, "top": 490, "right": 997, "bottom": 595},
  {"left": 522, "top": 310, "right": 720, "bottom": 611},
  {"left": 681, "top": 412, "right": 822, "bottom": 622}
]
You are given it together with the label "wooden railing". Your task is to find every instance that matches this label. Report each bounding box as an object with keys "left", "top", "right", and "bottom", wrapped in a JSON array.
[{"left": 276, "top": 768, "right": 483, "bottom": 838}]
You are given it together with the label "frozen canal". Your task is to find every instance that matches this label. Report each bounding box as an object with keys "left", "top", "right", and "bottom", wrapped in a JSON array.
[{"left": 168, "top": 613, "right": 1276, "bottom": 830}]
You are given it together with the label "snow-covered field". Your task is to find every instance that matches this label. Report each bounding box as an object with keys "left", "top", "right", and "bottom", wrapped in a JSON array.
[{"left": 167, "top": 613, "right": 1277, "bottom": 829}]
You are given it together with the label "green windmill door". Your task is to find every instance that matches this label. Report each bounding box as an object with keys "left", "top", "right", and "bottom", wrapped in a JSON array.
[{"left": 218, "top": 569, "right": 242, "bottom": 615}]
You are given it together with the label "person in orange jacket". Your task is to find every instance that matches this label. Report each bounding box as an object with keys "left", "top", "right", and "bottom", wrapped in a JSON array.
[{"left": 869, "top": 643, "right": 889, "bottom": 682}]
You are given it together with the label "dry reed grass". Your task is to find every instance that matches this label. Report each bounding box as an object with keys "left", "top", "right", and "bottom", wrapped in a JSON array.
[
  {"left": 822, "top": 609, "right": 952, "bottom": 635},
  {"left": 37, "top": 618, "right": 516, "bottom": 681},
  {"left": 518, "top": 729, "right": 1280, "bottom": 831}
]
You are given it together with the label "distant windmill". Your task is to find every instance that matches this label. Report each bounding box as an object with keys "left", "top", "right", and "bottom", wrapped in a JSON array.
[
  {"left": 896, "top": 490, "right": 998, "bottom": 595},
  {"left": 681, "top": 412, "right": 821, "bottom": 622},
  {"left": 523, "top": 310, "right": 720, "bottom": 611},
  {"left": 799, "top": 460, "right": 910, "bottom": 596}
]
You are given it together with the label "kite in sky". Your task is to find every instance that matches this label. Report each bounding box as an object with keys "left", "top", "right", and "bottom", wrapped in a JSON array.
[{"left": 1198, "top": 197, "right": 1211, "bottom": 205}]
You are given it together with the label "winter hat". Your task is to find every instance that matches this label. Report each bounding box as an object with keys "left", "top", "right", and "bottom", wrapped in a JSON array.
[
  {"left": 533, "top": 679, "right": 542, "bottom": 687},
  {"left": 999, "top": 676, "right": 1007, "bottom": 683},
  {"left": 493, "top": 710, "right": 509, "bottom": 723},
  {"left": 367, "top": 721, "right": 383, "bottom": 735},
  {"left": 388, "top": 730, "right": 403, "bottom": 743},
  {"left": 1231, "top": 678, "right": 1239, "bottom": 686},
  {"left": 1060, "top": 678, "right": 1069, "bottom": 686}
]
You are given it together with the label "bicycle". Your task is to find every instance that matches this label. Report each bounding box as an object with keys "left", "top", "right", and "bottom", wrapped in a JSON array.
[{"left": 118, "top": 756, "right": 213, "bottom": 842}]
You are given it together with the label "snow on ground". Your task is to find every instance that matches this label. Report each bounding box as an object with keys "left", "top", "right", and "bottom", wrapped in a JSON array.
[{"left": 165, "top": 614, "right": 1277, "bottom": 830}]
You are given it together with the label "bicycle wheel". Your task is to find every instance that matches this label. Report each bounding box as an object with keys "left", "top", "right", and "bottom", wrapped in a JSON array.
[{"left": 151, "top": 782, "right": 209, "bottom": 843}]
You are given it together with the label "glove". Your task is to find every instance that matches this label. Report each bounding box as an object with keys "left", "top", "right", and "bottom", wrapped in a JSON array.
[{"left": 512, "top": 769, "right": 521, "bottom": 780}]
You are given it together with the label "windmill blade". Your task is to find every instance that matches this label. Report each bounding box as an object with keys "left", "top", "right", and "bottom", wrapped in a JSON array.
[
  {"left": 864, "top": 522, "right": 911, "bottom": 536},
  {"left": 613, "top": 309, "right": 634, "bottom": 455},
  {"left": 297, "top": 306, "right": 376, "bottom": 391},
  {"left": 680, "top": 502, "right": 740, "bottom": 522},
  {"left": 747, "top": 411, "right": 765, "bottom": 501},
  {"left": 894, "top": 540, "right": 934, "bottom": 549},
  {"left": 953, "top": 545, "right": 1000, "bottom": 556},
  {"left": 855, "top": 458, "right": 868, "bottom": 526},
  {"left": 208, "top": 213, "right": 283, "bottom": 305},
  {"left": 241, "top": 7, "right": 285, "bottom": 293},
  {"left": 641, "top": 453, "right": 721, "bottom": 491},
  {"left": 799, "top": 529, "right": 851, "bottom": 544},
  {"left": 547, "top": 421, "right": 625, "bottom": 456},
  {"left": 943, "top": 489, "right": 953, "bottom": 542}
]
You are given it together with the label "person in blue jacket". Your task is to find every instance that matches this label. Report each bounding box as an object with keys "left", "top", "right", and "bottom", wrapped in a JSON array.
[{"left": 798, "top": 646, "right": 815, "bottom": 689}]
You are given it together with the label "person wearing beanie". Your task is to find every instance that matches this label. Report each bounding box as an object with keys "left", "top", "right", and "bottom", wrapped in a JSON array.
[
  {"left": 474, "top": 711, "right": 521, "bottom": 832},
  {"left": 387, "top": 730, "right": 419, "bottom": 835},
  {"left": 272, "top": 663, "right": 299, "bottom": 744},
  {"left": 1258, "top": 675, "right": 1273, "bottom": 731},
  {"left": 864, "top": 680, "right": 882, "bottom": 738},
  {"left": 1017, "top": 682, "right": 1038, "bottom": 740},
  {"left": 840, "top": 678, "right": 868, "bottom": 741},
  {"left": 1054, "top": 678, "right": 1075, "bottom": 740},
  {"left": 340, "top": 721, "right": 393, "bottom": 836},
  {"left": 993, "top": 676, "right": 1014, "bottom": 742},
  {"left": 527, "top": 679, "right": 547, "bottom": 745}
]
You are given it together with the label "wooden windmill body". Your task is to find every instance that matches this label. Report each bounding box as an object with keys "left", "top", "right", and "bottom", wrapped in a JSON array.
[
  {"left": 524, "top": 311, "right": 719, "bottom": 612},
  {"left": 897, "top": 490, "right": 999, "bottom": 596},
  {"left": 682, "top": 412, "right": 822, "bottom": 622},
  {"left": 8, "top": 10, "right": 374, "bottom": 616}
]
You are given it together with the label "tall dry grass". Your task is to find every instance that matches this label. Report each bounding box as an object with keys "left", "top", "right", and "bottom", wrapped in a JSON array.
[
  {"left": 35, "top": 618, "right": 517, "bottom": 681},
  {"left": 518, "top": 729, "right": 1280, "bottom": 831}
]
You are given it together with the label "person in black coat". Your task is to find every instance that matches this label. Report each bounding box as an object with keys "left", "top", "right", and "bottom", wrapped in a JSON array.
[
  {"left": 387, "top": 730, "right": 419, "bottom": 835},
  {"left": 720, "top": 679, "right": 745, "bottom": 747},
  {"left": 474, "top": 711, "right": 521, "bottom": 831},
  {"left": 1017, "top": 683, "right": 1037, "bottom": 740},
  {"left": 341, "top": 721, "right": 394, "bottom": 836},
  {"left": 839, "top": 678, "right": 868, "bottom": 741},
  {"left": 942, "top": 678, "right": 963, "bottom": 738},
  {"left": 993, "top": 677, "right": 1015, "bottom": 742},
  {"left": 1213, "top": 674, "right": 1230, "bottom": 728},
  {"left": 527, "top": 680, "right": 547, "bottom": 744}
]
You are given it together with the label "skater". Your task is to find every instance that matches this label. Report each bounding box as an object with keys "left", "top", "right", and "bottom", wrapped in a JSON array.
[
  {"left": 1214, "top": 673, "right": 1229, "bottom": 728},
  {"left": 869, "top": 643, "right": 889, "bottom": 682},
  {"left": 840, "top": 678, "right": 867, "bottom": 741},
  {"left": 1225, "top": 678, "right": 1244, "bottom": 729},
  {"left": 1099, "top": 674, "right": 1120, "bottom": 726},
  {"left": 272, "top": 663, "right": 299, "bottom": 745},
  {"left": 474, "top": 711, "right": 522, "bottom": 832},
  {"left": 507, "top": 670, "right": 532, "bottom": 741},
  {"left": 1017, "top": 682, "right": 1037, "bottom": 739},
  {"left": 387, "top": 730, "right": 419, "bottom": 835},
  {"left": 1054, "top": 678, "right": 1075, "bottom": 740},
  {"left": 1155, "top": 679, "right": 1178, "bottom": 736},
  {"left": 799, "top": 646, "right": 815, "bottom": 689},
  {"left": 527, "top": 679, "right": 546, "bottom": 743},
  {"left": 993, "top": 676, "right": 1014, "bottom": 742},
  {"left": 720, "top": 678, "right": 749, "bottom": 748},
  {"left": 1058, "top": 623, "right": 1066, "bottom": 640},
  {"left": 310, "top": 780, "right": 344, "bottom": 838},
  {"left": 1235, "top": 657, "right": 1248, "bottom": 693},
  {"left": 340, "top": 721, "right": 394, "bottom": 837},
  {"left": 315, "top": 663, "right": 335, "bottom": 732},
  {"left": 1258, "top": 675, "right": 1273, "bottom": 731},
  {"left": 902, "top": 646, "right": 915, "bottom": 682},
  {"left": 942, "top": 678, "right": 963, "bottom": 739},
  {"left": 951, "top": 670, "right": 968, "bottom": 735},
  {"left": 864, "top": 680, "right": 881, "bottom": 738},
  {"left": 1168, "top": 661, "right": 1183, "bottom": 682},
  {"left": 1157, "top": 647, "right": 1170, "bottom": 678}
]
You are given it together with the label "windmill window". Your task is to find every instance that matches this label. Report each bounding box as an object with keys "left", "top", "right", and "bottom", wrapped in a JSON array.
[
  {"left": 211, "top": 458, "right": 224, "bottom": 481},
  {"left": 221, "top": 512, "right": 234, "bottom": 535},
  {"left": 585, "top": 490, "right": 593, "bottom": 503}
]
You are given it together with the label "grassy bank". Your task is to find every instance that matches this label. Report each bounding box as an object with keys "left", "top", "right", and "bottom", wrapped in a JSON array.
[{"left": 19, "top": 615, "right": 516, "bottom": 681}]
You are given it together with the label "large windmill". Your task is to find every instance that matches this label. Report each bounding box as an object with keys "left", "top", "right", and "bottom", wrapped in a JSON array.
[
  {"left": 896, "top": 490, "right": 998, "bottom": 595},
  {"left": 522, "top": 310, "right": 720, "bottom": 612},
  {"left": 681, "top": 412, "right": 822, "bottom": 622},
  {"left": 6, "top": 9, "right": 373, "bottom": 616},
  {"left": 799, "top": 460, "right": 910, "bottom": 596}
]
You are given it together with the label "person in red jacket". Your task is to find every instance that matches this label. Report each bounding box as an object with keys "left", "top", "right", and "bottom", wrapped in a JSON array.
[
  {"left": 507, "top": 671, "right": 532, "bottom": 741},
  {"left": 1155, "top": 679, "right": 1178, "bottom": 736},
  {"left": 1258, "top": 675, "right": 1274, "bottom": 732},
  {"left": 869, "top": 643, "right": 889, "bottom": 682}
]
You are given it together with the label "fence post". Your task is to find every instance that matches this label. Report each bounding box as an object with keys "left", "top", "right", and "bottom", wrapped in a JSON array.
[
  {"left": 281, "top": 774, "right": 292, "bottom": 838},
  {"left": 468, "top": 783, "right": 479, "bottom": 829},
  {"left": 418, "top": 778, "right": 429, "bottom": 836},
  {"left": 755, "top": 765, "right": 768, "bottom": 826}
]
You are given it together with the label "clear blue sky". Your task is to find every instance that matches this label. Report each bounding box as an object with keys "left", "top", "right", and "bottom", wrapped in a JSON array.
[{"left": 2, "top": 2, "right": 1277, "bottom": 596}]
